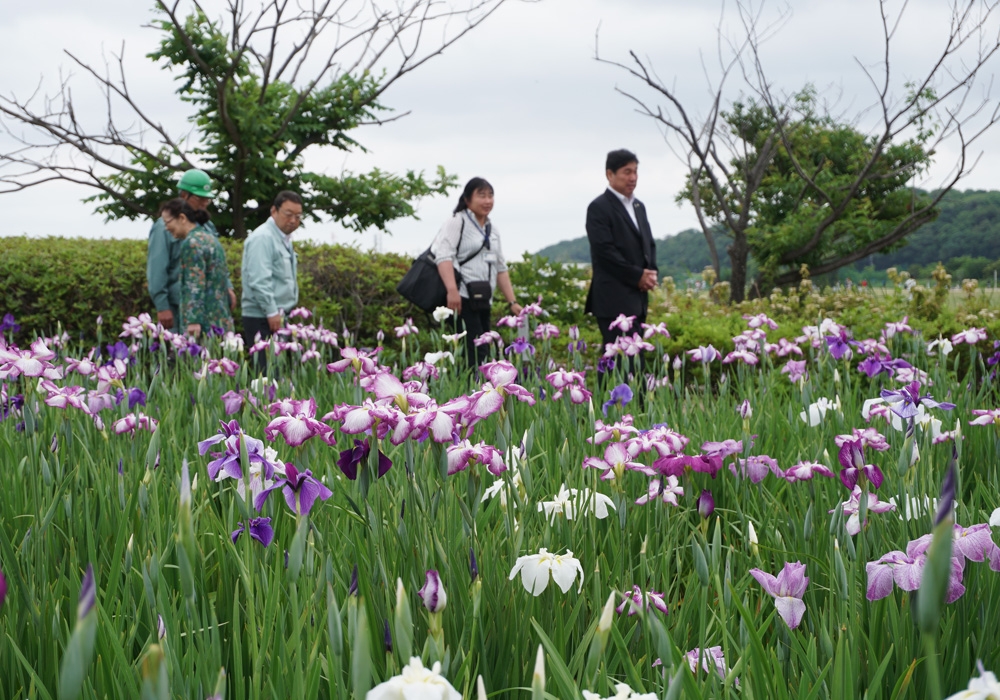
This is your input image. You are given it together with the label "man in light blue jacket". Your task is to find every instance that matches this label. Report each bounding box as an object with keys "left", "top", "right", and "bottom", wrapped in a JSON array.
[
  {"left": 241, "top": 191, "right": 303, "bottom": 350},
  {"left": 242, "top": 190, "right": 302, "bottom": 349}
]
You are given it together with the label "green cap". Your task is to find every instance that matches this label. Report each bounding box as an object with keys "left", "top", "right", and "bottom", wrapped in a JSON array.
[{"left": 177, "top": 169, "right": 214, "bottom": 198}]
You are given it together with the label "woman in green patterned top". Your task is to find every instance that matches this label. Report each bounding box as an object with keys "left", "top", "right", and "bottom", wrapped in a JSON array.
[{"left": 160, "top": 198, "right": 234, "bottom": 337}]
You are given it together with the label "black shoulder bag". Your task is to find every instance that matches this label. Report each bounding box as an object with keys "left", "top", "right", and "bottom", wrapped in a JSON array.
[{"left": 396, "top": 218, "right": 488, "bottom": 312}]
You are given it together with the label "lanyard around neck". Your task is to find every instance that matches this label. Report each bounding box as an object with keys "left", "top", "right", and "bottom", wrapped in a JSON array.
[{"left": 464, "top": 210, "right": 491, "bottom": 248}]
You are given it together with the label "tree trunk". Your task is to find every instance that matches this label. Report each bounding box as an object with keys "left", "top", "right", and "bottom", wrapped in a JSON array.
[{"left": 727, "top": 233, "right": 749, "bottom": 303}]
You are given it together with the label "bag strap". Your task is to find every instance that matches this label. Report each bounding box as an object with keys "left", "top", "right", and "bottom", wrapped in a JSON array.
[{"left": 458, "top": 217, "right": 488, "bottom": 266}]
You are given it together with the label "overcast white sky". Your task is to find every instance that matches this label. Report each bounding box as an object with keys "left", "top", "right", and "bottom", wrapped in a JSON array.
[{"left": 3, "top": 0, "right": 1000, "bottom": 259}]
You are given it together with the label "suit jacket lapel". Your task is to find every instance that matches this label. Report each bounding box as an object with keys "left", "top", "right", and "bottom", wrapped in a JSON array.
[{"left": 604, "top": 190, "right": 640, "bottom": 235}]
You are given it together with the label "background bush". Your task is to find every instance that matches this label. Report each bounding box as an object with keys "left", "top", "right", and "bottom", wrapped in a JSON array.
[
  {"left": 0, "top": 236, "right": 418, "bottom": 342},
  {"left": 4, "top": 236, "right": 999, "bottom": 359}
]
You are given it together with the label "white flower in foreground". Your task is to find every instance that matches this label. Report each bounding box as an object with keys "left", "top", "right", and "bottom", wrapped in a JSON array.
[
  {"left": 799, "top": 395, "right": 841, "bottom": 426},
  {"left": 366, "top": 657, "right": 461, "bottom": 700},
  {"left": 482, "top": 467, "right": 523, "bottom": 509},
  {"left": 424, "top": 351, "right": 455, "bottom": 366},
  {"left": 927, "top": 336, "right": 955, "bottom": 357},
  {"left": 441, "top": 331, "right": 467, "bottom": 344},
  {"left": 509, "top": 548, "right": 584, "bottom": 596},
  {"left": 432, "top": 306, "right": 454, "bottom": 323},
  {"left": 538, "top": 484, "right": 577, "bottom": 520},
  {"left": 888, "top": 494, "right": 938, "bottom": 522},
  {"left": 537, "top": 484, "right": 616, "bottom": 521},
  {"left": 943, "top": 665, "right": 1000, "bottom": 700},
  {"left": 582, "top": 682, "right": 658, "bottom": 700},
  {"left": 991, "top": 507, "right": 1000, "bottom": 529}
]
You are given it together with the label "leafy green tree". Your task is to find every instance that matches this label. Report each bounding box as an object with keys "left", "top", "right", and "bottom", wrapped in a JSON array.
[
  {"left": 701, "top": 91, "right": 938, "bottom": 294},
  {"left": 0, "top": 0, "right": 517, "bottom": 237},
  {"left": 600, "top": 0, "right": 1000, "bottom": 302}
]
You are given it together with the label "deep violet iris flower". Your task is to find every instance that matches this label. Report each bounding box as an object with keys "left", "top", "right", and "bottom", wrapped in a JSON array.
[
  {"left": 337, "top": 438, "right": 392, "bottom": 480},
  {"left": 105, "top": 341, "right": 130, "bottom": 362},
  {"left": 231, "top": 517, "right": 275, "bottom": 548},
  {"left": 1, "top": 313, "right": 21, "bottom": 334},
  {"left": 837, "top": 437, "right": 884, "bottom": 490}
]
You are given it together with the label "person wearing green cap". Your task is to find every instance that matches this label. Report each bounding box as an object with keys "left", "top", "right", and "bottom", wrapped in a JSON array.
[{"left": 146, "top": 168, "right": 236, "bottom": 330}]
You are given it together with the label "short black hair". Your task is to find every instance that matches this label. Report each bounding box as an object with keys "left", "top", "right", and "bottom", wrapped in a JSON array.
[
  {"left": 273, "top": 190, "right": 302, "bottom": 210},
  {"left": 606, "top": 149, "right": 638, "bottom": 173}
]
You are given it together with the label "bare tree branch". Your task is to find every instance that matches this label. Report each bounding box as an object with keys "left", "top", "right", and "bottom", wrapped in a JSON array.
[
  {"left": 0, "top": 0, "right": 522, "bottom": 235},
  {"left": 600, "top": 0, "right": 1000, "bottom": 301}
]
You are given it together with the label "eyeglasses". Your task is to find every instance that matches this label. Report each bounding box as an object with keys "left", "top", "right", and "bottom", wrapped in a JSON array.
[
  {"left": 162, "top": 216, "right": 176, "bottom": 225},
  {"left": 278, "top": 209, "right": 303, "bottom": 220}
]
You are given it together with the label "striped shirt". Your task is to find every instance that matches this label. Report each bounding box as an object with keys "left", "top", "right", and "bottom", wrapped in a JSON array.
[{"left": 430, "top": 212, "right": 508, "bottom": 298}]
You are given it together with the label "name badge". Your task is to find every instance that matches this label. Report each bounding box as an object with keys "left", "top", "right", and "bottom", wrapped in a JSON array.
[{"left": 484, "top": 252, "right": 498, "bottom": 264}]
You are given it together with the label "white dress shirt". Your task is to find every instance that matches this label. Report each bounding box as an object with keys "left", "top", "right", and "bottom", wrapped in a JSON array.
[{"left": 607, "top": 187, "right": 639, "bottom": 230}]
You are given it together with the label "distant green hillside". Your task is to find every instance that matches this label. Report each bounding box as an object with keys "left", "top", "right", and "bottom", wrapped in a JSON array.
[{"left": 537, "top": 189, "right": 1000, "bottom": 281}]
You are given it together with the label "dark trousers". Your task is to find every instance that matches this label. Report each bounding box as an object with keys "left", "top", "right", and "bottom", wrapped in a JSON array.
[
  {"left": 458, "top": 302, "right": 492, "bottom": 369},
  {"left": 243, "top": 316, "right": 274, "bottom": 373}
]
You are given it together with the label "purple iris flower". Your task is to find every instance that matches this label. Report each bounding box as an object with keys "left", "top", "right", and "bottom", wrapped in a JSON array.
[
  {"left": 231, "top": 517, "right": 275, "bottom": 548},
  {"left": 504, "top": 336, "right": 536, "bottom": 356},
  {"left": 383, "top": 620, "right": 393, "bottom": 653},
  {"left": 737, "top": 400, "right": 752, "bottom": 420},
  {"left": 105, "top": 341, "right": 130, "bottom": 362},
  {"left": 198, "top": 420, "right": 279, "bottom": 482},
  {"left": 2, "top": 392, "right": 25, "bottom": 421},
  {"left": 210, "top": 324, "right": 226, "bottom": 337},
  {"left": 858, "top": 354, "right": 910, "bottom": 378},
  {"left": 0, "top": 313, "right": 20, "bottom": 334},
  {"left": 749, "top": 561, "right": 809, "bottom": 629},
  {"left": 126, "top": 387, "right": 146, "bottom": 410},
  {"left": 602, "top": 383, "right": 633, "bottom": 416},
  {"left": 935, "top": 456, "right": 957, "bottom": 527},
  {"left": 781, "top": 360, "right": 808, "bottom": 383},
  {"left": 732, "top": 454, "right": 781, "bottom": 483},
  {"left": 866, "top": 549, "right": 925, "bottom": 601},
  {"left": 879, "top": 381, "right": 955, "bottom": 420},
  {"left": 418, "top": 570, "right": 447, "bottom": 612},
  {"left": 837, "top": 437, "right": 884, "bottom": 490},
  {"left": 825, "top": 329, "right": 861, "bottom": 360},
  {"left": 348, "top": 564, "right": 359, "bottom": 596},
  {"left": 697, "top": 489, "right": 715, "bottom": 519},
  {"left": 220, "top": 390, "right": 245, "bottom": 415},
  {"left": 254, "top": 463, "right": 333, "bottom": 517},
  {"left": 470, "top": 548, "right": 479, "bottom": 582},
  {"left": 597, "top": 356, "right": 616, "bottom": 374},
  {"left": 336, "top": 438, "right": 392, "bottom": 480},
  {"left": 77, "top": 563, "right": 96, "bottom": 620}
]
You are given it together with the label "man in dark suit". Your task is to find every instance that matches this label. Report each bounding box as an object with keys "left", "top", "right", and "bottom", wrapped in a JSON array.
[{"left": 585, "top": 149, "right": 658, "bottom": 348}]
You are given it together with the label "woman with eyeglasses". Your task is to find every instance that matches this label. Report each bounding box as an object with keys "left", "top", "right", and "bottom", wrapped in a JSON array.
[
  {"left": 160, "top": 198, "right": 234, "bottom": 338},
  {"left": 431, "top": 177, "right": 523, "bottom": 367}
]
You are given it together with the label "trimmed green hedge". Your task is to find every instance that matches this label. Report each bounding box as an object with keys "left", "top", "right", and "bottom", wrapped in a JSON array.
[{"left": 0, "top": 236, "right": 416, "bottom": 342}]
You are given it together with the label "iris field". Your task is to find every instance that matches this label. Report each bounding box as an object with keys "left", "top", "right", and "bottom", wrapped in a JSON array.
[{"left": 0, "top": 300, "right": 998, "bottom": 700}]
